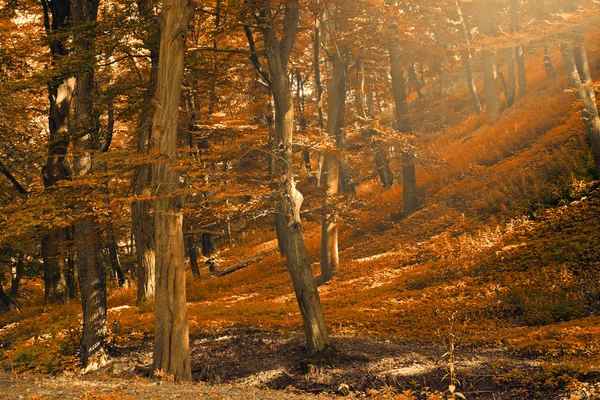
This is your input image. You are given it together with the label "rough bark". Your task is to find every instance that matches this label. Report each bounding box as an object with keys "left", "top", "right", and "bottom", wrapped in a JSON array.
[
  {"left": 132, "top": 0, "right": 159, "bottom": 305},
  {"left": 560, "top": 40, "right": 600, "bottom": 174},
  {"left": 149, "top": 0, "right": 193, "bottom": 382},
  {"left": 71, "top": 0, "right": 107, "bottom": 370},
  {"left": 40, "top": 0, "right": 72, "bottom": 305},
  {"left": 456, "top": 0, "right": 482, "bottom": 115},
  {"left": 388, "top": 25, "right": 417, "bottom": 217},
  {"left": 106, "top": 226, "right": 125, "bottom": 287},
  {"left": 257, "top": 0, "right": 332, "bottom": 359},
  {"left": 475, "top": 0, "right": 501, "bottom": 123}
]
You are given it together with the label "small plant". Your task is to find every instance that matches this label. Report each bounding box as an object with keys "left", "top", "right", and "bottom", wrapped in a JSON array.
[{"left": 440, "top": 312, "right": 466, "bottom": 400}]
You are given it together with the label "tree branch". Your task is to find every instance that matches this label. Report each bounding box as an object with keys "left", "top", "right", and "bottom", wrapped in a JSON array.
[{"left": 0, "top": 160, "right": 28, "bottom": 195}]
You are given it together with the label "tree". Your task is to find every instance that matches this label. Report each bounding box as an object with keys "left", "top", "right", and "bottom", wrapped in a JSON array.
[
  {"left": 40, "top": 0, "right": 72, "bottom": 305},
  {"left": 132, "top": 0, "right": 159, "bottom": 305},
  {"left": 475, "top": 0, "right": 502, "bottom": 123},
  {"left": 388, "top": 22, "right": 417, "bottom": 217},
  {"left": 150, "top": 0, "right": 194, "bottom": 381},
  {"left": 253, "top": 0, "right": 333, "bottom": 361},
  {"left": 70, "top": 0, "right": 108, "bottom": 369}
]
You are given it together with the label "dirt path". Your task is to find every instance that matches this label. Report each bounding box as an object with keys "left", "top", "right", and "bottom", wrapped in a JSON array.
[{"left": 0, "top": 372, "right": 321, "bottom": 399}]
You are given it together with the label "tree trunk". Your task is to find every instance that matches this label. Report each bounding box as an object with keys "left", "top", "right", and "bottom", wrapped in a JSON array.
[
  {"left": 132, "top": 0, "right": 159, "bottom": 305},
  {"left": 506, "top": 47, "right": 516, "bottom": 107},
  {"left": 511, "top": 0, "right": 526, "bottom": 99},
  {"left": 388, "top": 24, "right": 417, "bottom": 217},
  {"left": 0, "top": 280, "right": 17, "bottom": 314},
  {"left": 201, "top": 232, "right": 217, "bottom": 273},
  {"left": 41, "top": 230, "right": 68, "bottom": 304},
  {"left": 150, "top": 0, "right": 193, "bottom": 382},
  {"left": 456, "top": 0, "right": 483, "bottom": 115},
  {"left": 543, "top": 41, "right": 556, "bottom": 78},
  {"left": 40, "top": 0, "right": 72, "bottom": 305},
  {"left": 258, "top": 0, "right": 332, "bottom": 360},
  {"left": 186, "top": 233, "right": 201, "bottom": 278},
  {"left": 9, "top": 253, "right": 24, "bottom": 297},
  {"left": 66, "top": 226, "right": 78, "bottom": 299},
  {"left": 71, "top": 0, "right": 107, "bottom": 370},
  {"left": 475, "top": 0, "right": 502, "bottom": 123},
  {"left": 106, "top": 225, "right": 125, "bottom": 287},
  {"left": 560, "top": 39, "right": 600, "bottom": 174},
  {"left": 313, "top": 16, "right": 325, "bottom": 188},
  {"left": 321, "top": 24, "right": 346, "bottom": 283}
]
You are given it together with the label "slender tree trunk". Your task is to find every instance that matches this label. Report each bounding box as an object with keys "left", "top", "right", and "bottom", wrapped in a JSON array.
[
  {"left": 388, "top": 24, "right": 417, "bottom": 217},
  {"left": 560, "top": 39, "right": 600, "bottom": 174},
  {"left": 40, "top": 0, "right": 72, "bottom": 305},
  {"left": 258, "top": 0, "right": 332, "bottom": 360},
  {"left": 150, "top": 0, "right": 193, "bottom": 381},
  {"left": 0, "top": 279, "right": 17, "bottom": 314},
  {"left": 543, "top": 41, "right": 556, "bottom": 78},
  {"left": 133, "top": 0, "right": 159, "bottom": 304},
  {"left": 209, "top": 0, "right": 221, "bottom": 114},
  {"left": 65, "top": 226, "right": 78, "bottom": 299},
  {"left": 456, "top": 0, "right": 483, "bottom": 115},
  {"left": 511, "top": 0, "right": 526, "bottom": 99},
  {"left": 9, "top": 253, "right": 24, "bottom": 297},
  {"left": 506, "top": 47, "right": 516, "bottom": 107},
  {"left": 475, "top": 0, "right": 502, "bottom": 123},
  {"left": 71, "top": 0, "right": 107, "bottom": 370},
  {"left": 106, "top": 225, "right": 125, "bottom": 287},
  {"left": 313, "top": 15, "right": 325, "bottom": 188},
  {"left": 321, "top": 23, "right": 346, "bottom": 283},
  {"left": 186, "top": 233, "right": 201, "bottom": 278}
]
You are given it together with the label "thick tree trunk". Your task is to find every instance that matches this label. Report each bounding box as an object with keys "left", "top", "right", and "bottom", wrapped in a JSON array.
[
  {"left": 0, "top": 281, "right": 17, "bottom": 314},
  {"left": 150, "top": 0, "right": 193, "bottom": 382},
  {"left": 40, "top": 0, "right": 73, "bottom": 305},
  {"left": 71, "top": 0, "right": 107, "bottom": 370},
  {"left": 456, "top": 0, "right": 483, "bottom": 115},
  {"left": 510, "top": 0, "right": 526, "bottom": 99},
  {"left": 9, "top": 253, "right": 24, "bottom": 297},
  {"left": 560, "top": 40, "right": 600, "bottom": 174},
  {"left": 388, "top": 25, "right": 417, "bottom": 217},
  {"left": 259, "top": 0, "right": 332, "bottom": 359},
  {"left": 132, "top": 0, "right": 159, "bottom": 304}
]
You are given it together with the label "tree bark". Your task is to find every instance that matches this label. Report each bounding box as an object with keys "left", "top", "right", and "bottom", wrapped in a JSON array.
[
  {"left": 40, "top": 0, "right": 72, "bottom": 305},
  {"left": 149, "top": 0, "right": 193, "bottom": 382},
  {"left": 0, "top": 280, "right": 17, "bottom": 314},
  {"left": 257, "top": 0, "right": 332, "bottom": 360},
  {"left": 456, "top": 0, "right": 482, "bottom": 115},
  {"left": 9, "top": 253, "right": 24, "bottom": 297},
  {"left": 186, "top": 233, "right": 201, "bottom": 278},
  {"left": 71, "top": 0, "right": 107, "bottom": 370},
  {"left": 475, "top": 0, "right": 502, "bottom": 123},
  {"left": 201, "top": 232, "right": 217, "bottom": 273},
  {"left": 133, "top": 0, "right": 159, "bottom": 305},
  {"left": 560, "top": 39, "right": 600, "bottom": 174},
  {"left": 510, "top": 0, "right": 526, "bottom": 99},
  {"left": 388, "top": 25, "right": 417, "bottom": 217},
  {"left": 106, "top": 225, "right": 125, "bottom": 287},
  {"left": 543, "top": 41, "right": 556, "bottom": 78}
]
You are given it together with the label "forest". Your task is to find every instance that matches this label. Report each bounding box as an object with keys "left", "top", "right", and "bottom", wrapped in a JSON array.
[{"left": 1, "top": 0, "right": 600, "bottom": 398}]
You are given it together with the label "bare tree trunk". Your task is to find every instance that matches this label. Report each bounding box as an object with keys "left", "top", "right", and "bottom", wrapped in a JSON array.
[
  {"left": 71, "top": 0, "right": 107, "bottom": 370},
  {"left": 65, "top": 226, "right": 78, "bottom": 299},
  {"left": 313, "top": 15, "right": 325, "bottom": 188},
  {"left": 560, "top": 39, "right": 600, "bottom": 174},
  {"left": 106, "top": 226, "right": 125, "bottom": 287},
  {"left": 258, "top": 0, "right": 332, "bottom": 360},
  {"left": 475, "top": 0, "right": 502, "bottom": 123},
  {"left": 150, "top": 0, "right": 193, "bottom": 382},
  {"left": 388, "top": 24, "right": 417, "bottom": 217},
  {"left": 9, "top": 253, "right": 24, "bottom": 297},
  {"left": 40, "top": 0, "right": 72, "bottom": 305},
  {"left": 209, "top": 0, "right": 221, "bottom": 115},
  {"left": 511, "top": 0, "right": 526, "bottom": 99},
  {"left": 506, "top": 47, "right": 516, "bottom": 107},
  {"left": 0, "top": 279, "right": 17, "bottom": 314},
  {"left": 201, "top": 232, "right": 217, "bottom": 273},
  {"left": 186, "top": 233, "right": 201, "bottom": 278},
  {"left": 133, "top": 0, "right": 159, "bottom": 304},
  {"left": 543, "top": 41, "right": 556, "bottom": 78},
  {"left": 456, "top": 0, "right": 483, "bottom": 115}
]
